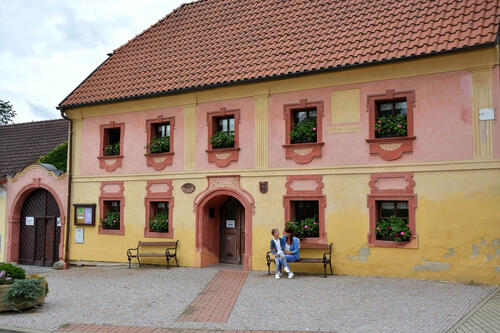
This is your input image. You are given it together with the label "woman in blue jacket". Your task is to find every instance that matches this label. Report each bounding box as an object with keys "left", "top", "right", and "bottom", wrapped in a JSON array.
[{"left": 280, "top": 226, "right": 300, "bottom": 278}]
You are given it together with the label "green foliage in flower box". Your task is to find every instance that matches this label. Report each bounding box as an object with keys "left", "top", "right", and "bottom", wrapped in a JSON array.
[
  {"left": 145, "top": 136, "right": 170, "bottom": 154},
  {"left": 290, "top": 119, "right": 317, "bottom": 144},
  {"left": 285, "top": 217, "right": 319, "bottom": 240},
  {"left": 375, "top": 115, "right": 407, "bottom": 137},
  {"left": 375, "top": 216, "right": 411, "bottom": 242},
  {"left": 210, "top": 131, "right": 235, "bottom": 149},
  {"left": 101, "top": 211, "right": 120, "bottom": 230},
  {"left": 149, "top": 211, "right": 169, "bottom": 233}
]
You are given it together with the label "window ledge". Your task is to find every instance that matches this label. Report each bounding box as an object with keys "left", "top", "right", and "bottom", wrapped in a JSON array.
[
  {"left": 98, "top": 226, "right": 125, "bottom": 235},
  {"left": 97, "top": 155, "right": 123, "bottom": 172},
  {"left": 145, "top": 152, "right": 174, "bottom": 171},
  {"left": 282, "top": 142, "right": 324, "bottom": 164},
  {"left": 365, "top": 136, "right": 416, "bottom": 161},
  {"left": 144, "top": 229, "right": 174, "bottom": 238},
  {"left": 206, "top": 147, "right": 240, "bottom": 168},
  {"left": 368, "top": 235, "right": 418, "bottom": 248}
]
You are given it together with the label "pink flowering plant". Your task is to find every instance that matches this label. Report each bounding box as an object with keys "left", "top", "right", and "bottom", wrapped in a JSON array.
[
  {"left": 101, "top": 211, "right": 120, "bottom": 230},
  {"left": 375, "top": 114, "right": 407, "bottom": 137},
  {"left": 146, "top": 136, "right": 170, "bottom": 154},
  {"left": 149, "top": 211, "right": 169, "bottom": 233},
  {"left": 285, "top": 216, "right": 319, "bottom": 239},
  {"left": 103, "top": 143, "right": 120, "bottom": 156},
  {"left": 290, "top": 119, "right": 317, "bottom": 144},
  {"left": 0, "top": 270, "right": 14, "bottom": 285},
  {"left": 210, "top": 131, "right": 235, "bottom": 149},
  {"left": 375, "top": 216, "right": 411, "bottom": 242}
]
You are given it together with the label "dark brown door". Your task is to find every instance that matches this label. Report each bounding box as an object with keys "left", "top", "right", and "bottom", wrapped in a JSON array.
[
  {"left": 219, "top": 198, "right": 244, "bottom": 264},
  {"left": 19, "top": 188, "right": 60, "bottom": 266}
]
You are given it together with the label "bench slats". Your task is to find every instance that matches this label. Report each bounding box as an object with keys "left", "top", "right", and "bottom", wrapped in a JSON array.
[
  {"left": 136, "top": 253, "right": 165, "bottom": 257},
  {"left": 298, "top": 258, "right": 324, "bottom": 263},
  {"left": 138, "top": 241, "right": 176, "bottom": 246}
]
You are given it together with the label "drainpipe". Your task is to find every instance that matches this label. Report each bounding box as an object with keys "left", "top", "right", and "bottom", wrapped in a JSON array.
[{"left": 59, "top": 108, "right": 73, "bottom": 269}]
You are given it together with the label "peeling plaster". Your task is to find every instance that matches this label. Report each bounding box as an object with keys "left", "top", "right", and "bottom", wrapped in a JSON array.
[
  {"left": 491, "top": 239, "right": 500, "bottom": 248},
  {"left": 496, "top": 248, "right": 500, "bottom": 258},
  {"left": 470, "top": 244, "right": 480, "bottom": 259},
  {"left": 412, "top": 258, "right": 450, "bottom": 272},
  {"left": 496, "top": 266, "right": 500, "bottom": 273},
  {"left": 481, "top": 238, "right": 486, "bottom": 247},
  {"left": 485, "top": 253, "right": 494, "bottom": 262},
  {"left": 346, "top": 247, "right": 370, "bottom": 262},
  {"left": 444, "top": 248, "right": 455, "bottom": 258}
]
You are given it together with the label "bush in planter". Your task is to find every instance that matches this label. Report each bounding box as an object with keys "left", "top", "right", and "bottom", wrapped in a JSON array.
[
  {"left": 101, "top": 211, "right": 120, "bottom": 230},
  {"left": 145, "top": 136, "right": 170, "bottom": 154},
  {"left": 2, "top": 278, "right": 46, "bottom": 311},
  {"left": 103, "top": 143, "right": 120, "bottom": 156},
  {"left": 375, "top": 216, "right": 411, "bottom": 242},
  {"left": 375, "top": 114, "right": 407, "bottom": 137},
  {"left": 290, "top": 119, "right": 317, "bottom": 144},
  {"left": 285, "top": 217, "right": 319, "bottom": 240},
  {"left": 149, "top": 211, "right": 169, "bottom": 233},
  {"left": 210, "top": 131, "right": 235, "bottom": 149},
  {"left": 0, "top": 264, "right": 25, "bottom": 280}
]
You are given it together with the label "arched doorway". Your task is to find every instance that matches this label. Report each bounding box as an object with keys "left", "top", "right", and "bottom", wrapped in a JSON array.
[{"left": 18, "top": 188, "right": 61, "bottom": 266}]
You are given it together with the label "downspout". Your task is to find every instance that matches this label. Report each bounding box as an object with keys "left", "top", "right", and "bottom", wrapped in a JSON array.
[{"left": 59, "top": 108, "right": 73, "bottom": 268}]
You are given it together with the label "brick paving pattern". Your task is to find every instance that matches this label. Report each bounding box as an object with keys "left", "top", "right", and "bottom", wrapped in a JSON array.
[
  {"left": 176, "top": 270, "right": 248, "bottom": 323},
  {"left": 57, "top": 324, "right": 335, "bottom": 333},
  {"left": 447, "top": 287, "right": 500, "bottom": 333}
]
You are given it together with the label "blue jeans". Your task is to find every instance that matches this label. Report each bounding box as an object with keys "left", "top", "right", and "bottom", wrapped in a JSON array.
[{"left": 276, "top": 254, "right": 297, "bottom": 273}]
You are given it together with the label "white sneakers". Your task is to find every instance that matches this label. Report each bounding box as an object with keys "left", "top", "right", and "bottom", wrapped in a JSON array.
[
  {"left": 275, "top": 270, "right": 293, "bottom": 279},
  {"left": 275, "top": 273, "right": 280, "bottom": 279},
  {"left": 284, "top": 266, "right": 290, "bottom": 273},
  {"left": 288, "top": 272, "right": 294, "bottom": 279}
]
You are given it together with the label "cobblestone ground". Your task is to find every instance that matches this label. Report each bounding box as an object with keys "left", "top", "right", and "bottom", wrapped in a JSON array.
[{"left": 0, "top": 266, "right": 495, "bottom": 333}]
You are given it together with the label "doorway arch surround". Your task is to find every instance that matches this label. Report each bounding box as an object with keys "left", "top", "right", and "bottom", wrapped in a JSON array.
[
  {"left": 6, "top": 178, "right": 66, "bottom": 263},
  {"left": 194, "top": 175, "right": 255, "bottom": 270}
]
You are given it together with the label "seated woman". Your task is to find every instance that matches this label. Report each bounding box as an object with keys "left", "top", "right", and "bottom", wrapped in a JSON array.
[{"left": 279, "top": 226, "right": 300, "bottom": 279}]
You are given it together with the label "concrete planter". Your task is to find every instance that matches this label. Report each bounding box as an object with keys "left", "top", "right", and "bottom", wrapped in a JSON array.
[{"left": 0, "top": 280, "right": 46, "bottom": 312}]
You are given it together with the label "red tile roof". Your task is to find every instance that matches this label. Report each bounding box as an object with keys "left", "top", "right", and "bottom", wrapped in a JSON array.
[
  {"left": 0, "top": 119, "right": 69, "bottom": 177},
  {"left": 59, "top": 0, "right": 500, "bottom": 109}
]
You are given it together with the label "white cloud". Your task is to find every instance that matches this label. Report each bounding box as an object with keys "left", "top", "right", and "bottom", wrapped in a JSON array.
[{"left": 0, "top": 0, "right": 193, "bottom": 123}]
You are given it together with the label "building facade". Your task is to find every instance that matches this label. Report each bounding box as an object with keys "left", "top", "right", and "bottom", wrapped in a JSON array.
[{"left": 56, "top": 0, "right": 499, "bottom": 284}]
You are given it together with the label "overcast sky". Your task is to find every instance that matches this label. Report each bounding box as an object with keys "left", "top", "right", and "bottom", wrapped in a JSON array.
[{"left": 0, "top": 0, "right": 193, "bottom": 124}]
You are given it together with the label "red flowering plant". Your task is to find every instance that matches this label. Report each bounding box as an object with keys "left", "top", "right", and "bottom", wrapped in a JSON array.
[
  {"left": 145, "top": 136, "right": 170, "bottom": 154},
  {"left": 210, "top": 131, "right": 235, "bottom": 149},
  {"left": 148, "top": 211, "right": 169, "bottom": 233},
  {"left": 103, "top": 143, "right": 120, "bottom": 156},
  {"left": 375, "top": 114, "right": 407, "bottom": 138},
  {"left": 375, "top": 216, "right": 411, "bottom": 242},
  {"left": 290, "top": 119, "right": 317, "bottom": 144},
  {"left": 101, "top": 211, "right": 120, "bottom": 230},
  {"left": 285, "top": 216, "right": 319, "bottom": 240}
]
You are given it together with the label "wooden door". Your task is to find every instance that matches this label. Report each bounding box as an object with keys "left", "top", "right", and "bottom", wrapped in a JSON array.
[
  {"left": 19, "top": 188, "right": 60, "bottom": 266},
  {"left": 219, "top": 198, "right": 244, "bottom": 264}
]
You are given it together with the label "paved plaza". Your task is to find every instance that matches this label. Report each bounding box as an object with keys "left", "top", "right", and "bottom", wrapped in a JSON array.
[{"left": 0, "top": 266, "right": 498, "bottom": 332}]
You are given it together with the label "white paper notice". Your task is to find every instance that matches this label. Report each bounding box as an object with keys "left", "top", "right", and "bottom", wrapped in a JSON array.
[
  {"left": 75, "top": 228, "right": 84, "bottom": 244},
  {"left": 84, "top": 208, "right": 93, "bottom": 224},
  {"left": 25, "top": 217, "right": 34, "bottom": 226},
  {"left": 57, "top": 217, "right": 61, "bottom": 227},
  {"left": 226, "top": 220, "right": 235, "bottom": 228}
]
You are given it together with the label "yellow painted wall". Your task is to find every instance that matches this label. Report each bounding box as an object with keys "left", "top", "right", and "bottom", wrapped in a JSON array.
[{"left": 0, "top": 186, "right": 6, "bottom": 262}]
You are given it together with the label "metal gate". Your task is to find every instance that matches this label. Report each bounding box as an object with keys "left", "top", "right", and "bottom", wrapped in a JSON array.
[{"left": 19, "top": 188, "right": 61, "bottom": 266}]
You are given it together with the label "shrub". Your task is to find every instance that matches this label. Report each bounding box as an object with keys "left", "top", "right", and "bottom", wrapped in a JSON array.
[
  {"left": 101, "top": 211, "right": 120, "bottom": 230},
  {"left": 149, "top": 211, "right": 169, "bottom": 233},
  {"left": 290, "top": 119, "right": 317, "bottom": 144},
  {"left": 209, "top": 131, "right": 234, "bottom": 149},
  {"left": 375, "top": 114, "right": 407, "bottom": 137},
  {"left": 2, "top": 279, "right": 45, "bottom": 311},
  {"left": 103, "top": 143, "right": 120, "bottom": 156},
  {"left": 375, "top": 216, "right": 411, "bottom": 242},
  {"left": 0, "top": 270, "right": 13, "bottom": 285},
  {"left": 39, "top": 141, "right": 68, "bottom": 172},
  {"left": 0, "top": 263, "right": 25, "bottom": 280},
  {"left": 285, "top": 217, "right": 319, "bottom": 240},
  {"left": 145, "top": 136, "right": 170, "bottom": 154}
]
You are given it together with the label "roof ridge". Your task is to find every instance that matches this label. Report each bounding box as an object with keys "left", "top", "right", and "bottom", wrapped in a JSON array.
[{"left": 0, "top": 118, "right": 67, "bottom": 128}]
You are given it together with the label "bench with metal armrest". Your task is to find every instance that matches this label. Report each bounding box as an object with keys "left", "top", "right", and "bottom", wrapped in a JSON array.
[{"left": 127, "top": 240, "right": 178, "bottom": 269}]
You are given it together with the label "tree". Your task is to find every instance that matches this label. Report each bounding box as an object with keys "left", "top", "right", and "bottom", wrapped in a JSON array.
[{"left": 0, "top": 100, "right": 16, "bottom": 125}]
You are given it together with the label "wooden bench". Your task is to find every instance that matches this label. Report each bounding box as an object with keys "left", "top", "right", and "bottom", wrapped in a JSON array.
[
  {"left": 266, "top": 243, "right": 333, "bottom": 278},
  {"left": 127, "top": 241, "right": 178, "bottom": 269}
]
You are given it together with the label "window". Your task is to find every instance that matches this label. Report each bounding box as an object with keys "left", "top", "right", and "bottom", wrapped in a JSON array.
[
  {"left": 144, "top": 180, "right": 174, "bottom": 238},
  {"left": 98, "top": 121, "right": 125, "bottom": 172},
  {"left": 283, "top": 175, "right": 326, "bottom": 244},
  {"left": 366, "top": 90, "right": 416, "bottom": 160},
  {"left": 367, "top": 172, "right": 417, "bottom": 248},
  {"left": 206, "top": 108, "right": 240, "bottom": 168},
  {"left": 283, "top": 99, "right": 324, "bottom": 164},
  {"left": 145, "top": 116, "right": 175, "bottom": 170},
  {"left": 98, "top": 181, "right": 125, "bottom": 235}
]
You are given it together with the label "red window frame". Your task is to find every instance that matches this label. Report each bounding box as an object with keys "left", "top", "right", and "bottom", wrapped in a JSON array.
[
  {"left": 206, "top": 107, "right": 240, "bottom": 167},
  {"left": 283, "top": 175, "right": 326, "bottom": 245},
  {"left": 144, "top": 180, "right": 174, "bottom": 238},
  {"left": 98, "top": 121, "right": 125, "bottom": 172},
  {"left": 98, "top": 181, "right": 125, "bottom": 235},
  {"left": 145, "top": 116, "right": 175, "bottom": 170},
  {"left": 367, "top": 172, "right": 418, "bottom": 248},
  {"left": 282, "top": 99, "right": 324, "bottom": 164}
]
